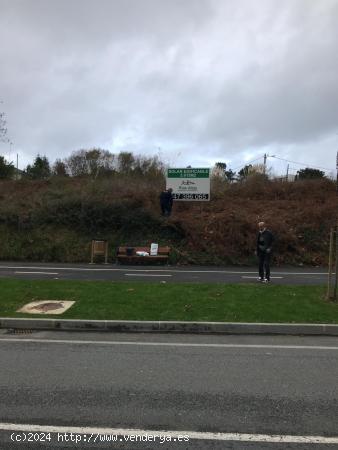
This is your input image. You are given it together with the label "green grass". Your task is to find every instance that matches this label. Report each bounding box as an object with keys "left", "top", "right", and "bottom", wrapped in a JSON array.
[{"left": 0, "top": 279, "right": 337, "bottom": 323}]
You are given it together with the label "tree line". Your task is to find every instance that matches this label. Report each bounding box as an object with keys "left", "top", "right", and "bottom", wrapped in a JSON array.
[
  {"left": 0, "top": 149, "right": 326, "bottom": 181},
  {"left": 212, "top": 162, "right": 326, "bottom": 181},
  {"left": 0, "top": 149, "right": 166, "bottom": 180},
  {"left": 0, "top": 103, "right": 329, "bottom": 182}
]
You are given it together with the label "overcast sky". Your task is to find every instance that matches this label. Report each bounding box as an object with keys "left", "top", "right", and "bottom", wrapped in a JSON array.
[{"left": 0, "top": 0, "right": 337, "bottom": 176}]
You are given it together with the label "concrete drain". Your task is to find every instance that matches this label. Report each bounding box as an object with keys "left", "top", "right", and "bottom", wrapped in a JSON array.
[
  {"left": 5, "top": 329, "right": 34, "bottom": 335},
  {"left": 17, "top": 300, "right": 75, "bottom": 315}
]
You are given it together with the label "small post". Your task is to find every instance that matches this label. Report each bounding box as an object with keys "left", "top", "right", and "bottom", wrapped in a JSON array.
[
  {"left": 104, "top": 240, "right": 108, "bottom": 264},
  {"left": 90, "top": 240, "right": 94, "bottom": 264}
]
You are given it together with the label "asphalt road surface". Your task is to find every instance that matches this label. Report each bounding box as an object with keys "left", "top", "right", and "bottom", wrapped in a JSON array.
[
  {"left": 0, "top": 331, "right": 338, "bottom": 449},
  {"left": 0, "top": 262, "right": 329, "bottom": 285}
]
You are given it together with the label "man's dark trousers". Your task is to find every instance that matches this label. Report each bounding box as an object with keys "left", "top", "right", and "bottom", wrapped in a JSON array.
[
  {"left": 160, "top": 203, "right": 166, "bottom": 215},
  {"left": 160, "top": 203, "right": 171, "bottom": 216},
  {"left": 258, "top": 251, "right": 271, "bottom": 281}
]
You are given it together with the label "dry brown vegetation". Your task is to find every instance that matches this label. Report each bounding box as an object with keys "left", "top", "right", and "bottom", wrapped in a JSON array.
[
  {"left": 0, "top": 175, "right": 336, "bottom": 265},
  {"left": 173, "top": 176, "right": 336, "bottom": 266}
]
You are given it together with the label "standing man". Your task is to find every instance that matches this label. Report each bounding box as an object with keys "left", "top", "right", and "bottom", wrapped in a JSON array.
[
  {"left": 159, "top": 188, "right": 173, "bottom": 217},
  {"left": 256, "top": 221, "right": 274, "bottom": 282}
]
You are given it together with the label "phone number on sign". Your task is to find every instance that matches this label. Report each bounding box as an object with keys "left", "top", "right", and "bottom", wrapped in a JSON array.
[{"left": 173, "top": 193, "right": 209, "bottom": 200}]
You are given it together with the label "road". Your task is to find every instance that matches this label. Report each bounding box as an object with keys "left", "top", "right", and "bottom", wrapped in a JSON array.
[
  {"left": 0, "top": 331, "right": 338, "bottom": 449},
  {"left": 0, "top": 262, "right": 329, "bottom": 285}
]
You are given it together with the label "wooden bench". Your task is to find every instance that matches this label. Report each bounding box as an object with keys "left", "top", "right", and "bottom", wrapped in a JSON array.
[{"left": 117, "top": 246, "right": 170, "bottom": 265}]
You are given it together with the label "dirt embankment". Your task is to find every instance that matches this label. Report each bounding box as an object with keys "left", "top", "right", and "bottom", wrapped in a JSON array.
[{"left": 0, "top": 176, "right": 336, "bottom": 265}]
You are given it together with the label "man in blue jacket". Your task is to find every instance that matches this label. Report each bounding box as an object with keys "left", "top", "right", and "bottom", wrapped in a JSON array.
[{"left": 256, "top": 221, "right": 275, "bottom": 282}]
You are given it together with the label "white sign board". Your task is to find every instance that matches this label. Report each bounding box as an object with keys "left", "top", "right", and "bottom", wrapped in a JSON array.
[
  {"left": 150, "top": 243, "right": 158, "bottom": 256},
  {"left": 166, "top": 168, "right": 210, "bottom": 201}
]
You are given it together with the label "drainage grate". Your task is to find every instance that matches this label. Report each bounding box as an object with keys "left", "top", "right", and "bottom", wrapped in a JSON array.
[{"left": 5, "top": 328, "right": 34, "bottom": 335}]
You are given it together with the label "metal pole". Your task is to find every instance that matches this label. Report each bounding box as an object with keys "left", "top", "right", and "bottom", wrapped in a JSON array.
[
  {"left": 334, "top": 226, "right": 338, "bottom": 302},
  {"left": 327, "top": 228, "right": 334, "bottom": 299},
  {"left": 286, "top": 164, "right": 289, "bottom": 181},
  {"left": 335, "top": 151, "right": 338, "bottom": 300},
  {"left": 336, "top": 151, "right": 338, "bottom": 193},
  {"left": 263, "top": 153, "right": 267, "bottom": 175}
]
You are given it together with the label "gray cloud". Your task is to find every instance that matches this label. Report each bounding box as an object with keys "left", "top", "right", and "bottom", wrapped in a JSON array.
[{"left": 0, "top": 0, "right": 337, "bottom": 173}]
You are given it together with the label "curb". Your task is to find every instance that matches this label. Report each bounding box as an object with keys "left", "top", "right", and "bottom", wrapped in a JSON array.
[{"left": 1, "top": 318, "right": 338, "bottom": 335}]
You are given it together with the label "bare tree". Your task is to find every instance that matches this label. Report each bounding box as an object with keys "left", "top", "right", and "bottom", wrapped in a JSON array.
[
  {"left": 65, "top": 148, "right": 115, "bottom": 178},
  {"left": 212, "top": 162, "right": 227, "bottom": 179},
  {"left": 52, "top": 159, "right": 68, "bottom": 177},
  {"left": 117, "top": 152, "right": 135, "bottom": 174}
]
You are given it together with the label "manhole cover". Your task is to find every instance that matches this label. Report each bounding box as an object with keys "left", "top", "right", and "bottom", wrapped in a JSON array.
[
  {"left": 17, "top": 300, "right": 75, "bottom": 315},
  {"left": 30, "top": 302, "right": 64, "bottom": 312}
]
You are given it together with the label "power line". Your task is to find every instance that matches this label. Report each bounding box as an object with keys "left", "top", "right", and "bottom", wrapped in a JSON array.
[
  {"left": 232, "top": 155, "right": 264, "bottom": 171},
  {"left": 270, "top": 155, "right": 332, "bottom": 172},
  {"left": 230, "top": 153, "right": 333, "bottom": 174}
]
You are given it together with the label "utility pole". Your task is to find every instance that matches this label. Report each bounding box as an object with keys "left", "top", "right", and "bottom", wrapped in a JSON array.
[
  {"left": 263, "top": 153, "right": 267, "bottom": 175},
  {"left": 334, "top": 151, "right": 338, "bottom": 300},
  {"left": 16, "top": 153, "right": 18, "bottom": 180},
  {"left": 336, "top": 151, "right": 338, "bottom": 194},
  {"left": 286, "top": 164, "right": 289, "bottom": 181},
  {"left": 333, "top": 230, "right": 338, "bottom": 301},
  {"left": 327, "top": 153, "right": 338, "bottom": 300},
  {"left": 328, "top": 227, "right": 334, "bottom": 299}
]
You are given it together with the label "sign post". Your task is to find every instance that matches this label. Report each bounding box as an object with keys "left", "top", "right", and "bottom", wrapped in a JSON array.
[{"left": 166, "top": 168, "right": 210, "bottom": 201}]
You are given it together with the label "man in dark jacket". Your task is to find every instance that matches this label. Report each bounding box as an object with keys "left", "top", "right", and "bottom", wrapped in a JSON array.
[
  {"left": 159, "top": 188, "right": 173, "bottom": 216},
  {"left": 256, "top": 221, "right": 274, "bottom": 282}
]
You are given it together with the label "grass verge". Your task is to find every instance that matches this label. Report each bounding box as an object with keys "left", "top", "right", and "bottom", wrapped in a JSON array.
[{"left": 0, "top": 279, "right": 337, "bottom": 323}]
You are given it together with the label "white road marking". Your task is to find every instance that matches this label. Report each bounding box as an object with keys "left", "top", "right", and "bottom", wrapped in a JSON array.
[
  {"left": 15, "top": 271, "right": 58, "bottom": 275},
  {"left": 0, "top": 265, "right": 329, "bottom": 275},
  {"left": 1, "top": 338, "right": 338, "bottom": 351},
  {"left": 125, "top": 274, "right": 172, "bottom": 277},
  {"left": 241, "top": 276, "right": 284, "bottom": 279},
  {"left": 0, "top": 422, "right": 337, "bottom": 444}
]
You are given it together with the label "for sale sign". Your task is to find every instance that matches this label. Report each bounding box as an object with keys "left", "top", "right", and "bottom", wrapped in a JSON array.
[{"left": 166, "top": 168, "right": 210, "bottom": 201}]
